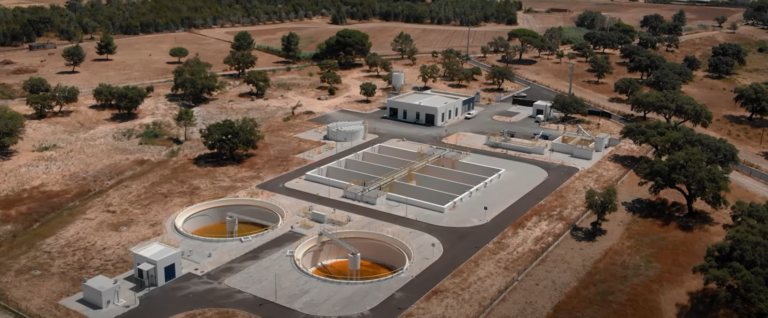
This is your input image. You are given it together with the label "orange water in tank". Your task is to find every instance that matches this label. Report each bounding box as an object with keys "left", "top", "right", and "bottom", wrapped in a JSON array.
[
  {"left": 311, "top": 259, "right": 395, "bottom": 280},
  {"left": 190, "top": 222, "right": 267, "bottom": 238}
]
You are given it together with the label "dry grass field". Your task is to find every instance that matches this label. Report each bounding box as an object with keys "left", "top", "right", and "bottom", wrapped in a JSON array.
[
  {"left": 0, "top": 32, "right": 285, "bottom": 91},
  {"left": 545, "top": 172, "right": 763, "bottom": 318}
]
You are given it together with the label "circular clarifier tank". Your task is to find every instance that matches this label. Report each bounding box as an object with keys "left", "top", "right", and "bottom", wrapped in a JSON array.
[
  {"left": 293, "top": 230, "right": 413, "bottom": 283},
  {"left": 174, "top": 198, "right": 285, "bottom": 241}
]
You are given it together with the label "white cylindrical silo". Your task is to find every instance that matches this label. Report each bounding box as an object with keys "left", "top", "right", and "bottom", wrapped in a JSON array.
[
  {"left": 348, "top": 252, "right": 361, "bottom": 271},
  {"left": 392, "top": 71, "right": 405, "bottom": 92},
  {"left": 226, "top": 215, "right": 238, "bottom": 237}
]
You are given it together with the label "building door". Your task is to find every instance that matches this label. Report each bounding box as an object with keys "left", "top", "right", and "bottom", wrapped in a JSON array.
[
  {"left": 416, "top": 112, "right": 420, "bottom": 122},
  {"left": 164, "top": 264, "right": 176, "bottom": 283},
  {"left": 425, "top": 114, "right": 435, "bottom": 126},
  {"left": 536, "top": 109, "right": 544, "bottom": 115},
  {"left": 403, "top": 110, "right": 408, "bottom": 120},
  {"left": 389, "top": 107, "right": 398, "bottom": 118}
]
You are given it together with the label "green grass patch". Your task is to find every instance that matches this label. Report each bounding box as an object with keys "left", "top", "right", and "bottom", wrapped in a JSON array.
[
  {"left": 137, "top": 121, "right": 177, "bottom": 147},
  {"left": 0, "top": 83, "right": 18, "bottom": 100},
  {"left": 33, "top": 143, "right": 59, "bottom": 152},
  {"left": 561, "top": 27, "right": 590, "bottom": 45},
  {"left": 255, "top": 44, "right": 316, "bottom": 61}
]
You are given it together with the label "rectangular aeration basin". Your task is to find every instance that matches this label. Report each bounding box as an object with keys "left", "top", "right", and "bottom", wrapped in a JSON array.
[
  {"left": 388, "top": 182, "right": 457, "bottom": 205},
  {"left": 376, "top": 145, "right": 423, "bottom": 161},
  {"left": 344, "top": 159, "right": 396, "bottom": 177},
  {"left": 398, "top": 173, "right": 473, "bottom": 195},
  {"left": 326, "top": 166, "right": 377, "bottom": 184},
  {"left": 361, "top": 151, "right": 413, "bottom": 169},
  {"left": 417, "top": 165, "right": 488, "bottom": 186},
  {"left": 431, "top": 158, "right": 502, "bottom": 177}
]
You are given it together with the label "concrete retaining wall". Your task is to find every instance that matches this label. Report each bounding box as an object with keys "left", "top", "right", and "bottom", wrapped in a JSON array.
[
  {"left": 551, "top": 141, "right": 576, "bottom": 154},
  {"left": 387, "top": 193, "right": 448, "bottom": 212},
  {"left": 388, "top": 181, "right": 457, "bottom": 205},
  {"left": 182, "top": 205, "right": 280, "bottom": 232},
  {"left": 361, "top": 151, "right": 412, "bottom": 168},
  {"left": 376, "top": 145, "right": 422, "bottom": 161},
  {"left": 431, "top": 158, "right": 502, "bottom": 177},
  {"left": 486, "top": 139, "right": 547, "bottom": 155},
  {"left": 398, "top": 172, "right": 473, "bottom": 195},
  {"left": 344, "top": 159, "right": 395, "bottom": 177},
  {"left": 736, "top": 164, "right": 768, "bottom": 183},
  {"left": 417, "top": 165, "right": 487, "bottom": 185},
  {"left": 573, "top": 146, "right": 594, "bottom": 160},
  {"left": 608, "top": 137, "right": 621, "bottom": 147},
  {"left": 305, "top": 171, "right": 348, "bottom": 188}
]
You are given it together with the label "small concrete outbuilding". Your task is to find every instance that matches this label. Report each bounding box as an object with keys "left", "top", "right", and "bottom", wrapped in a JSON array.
[
  {"left": 131, "top": 242, "right": 182, "bottom": 288},
  {"left": 531, "top": 100, "right": 554, "bottom": 120},
  {"left": 81, "top": 275, "right": 121, "bottom": 309}
]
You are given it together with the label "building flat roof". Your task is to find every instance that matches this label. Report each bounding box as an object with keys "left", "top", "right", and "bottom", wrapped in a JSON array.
[
  {"left": 132, "top": 242, "right": 178, "bottom": 261},
  {"left": 389, "top": 90, "right": 472, "bottom": 108},
  {"left": 84, "top": 275, "right": 117, "bottom": 291}
]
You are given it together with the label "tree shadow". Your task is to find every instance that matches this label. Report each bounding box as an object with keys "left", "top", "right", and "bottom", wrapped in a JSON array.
[
  {"left": 237, "top": 91, "right": 264, "bottom": 99},
  {"left": 165, "top": 61, "right": 183, "bottom": 65},
  {"left": 88, "top": 104, "right": 108, "bottom": 110},
  {"left": 608, "top": 97, "right": 627, "bottom": 104},
  {"left": 0, "top": 148, "right": 17, "bottom": 162},
  {"left": 91, "top": 58, "right": 111, "bottom": 62},
  {"left": 615, "top": 61, "right": 629, "bottom": 67},
  {"left": 411, "top": 85, "right": 431, "bottom": 91},
  {"left": 193, "top": 152, "right": 254, "bottom": 167},
  {"left": 622, "top": 198, "right": 715, "bottom": 232},
  {"left": 496, "top": 58, "right": 537, "bottom": 66},
  {"left": 582, "top": 79, "right": 607, "bottom": 85},
  {"left": 570, "top": 224, "right": 606, "bottom": 242},
  {"left": 55, "top": 70, "right": 80, "bottom": 75},
  {"left": 723, "top": 114, "right": 768, "bottom": 129},
  {"left": 107, "top": 112, "right": 138, "bottom": 123},
  {"left": 447, "top": 83, "right": 468, "bottom": 88},
  {"left": 481, "top": 87, "right": 505, "bottom": 92},
  {"left": 610, "top": 154, "right": 646, "bottom": 169},
  {"left": 675, "top": 288, "right": 731, "bottom": 318}
]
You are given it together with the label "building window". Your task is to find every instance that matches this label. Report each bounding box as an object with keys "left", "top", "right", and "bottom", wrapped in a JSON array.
[
  {"left": 442, "top": 113, "right": 445, "bottom": 122},
  {"left": 403, "top": 109, "right": 407, "bottom": 120},
  {"left": 416, "top": 112, "right": 420, "bottom": 122},
  {"left": 449, "top": 110, "right": 452, "bottom": 119}
]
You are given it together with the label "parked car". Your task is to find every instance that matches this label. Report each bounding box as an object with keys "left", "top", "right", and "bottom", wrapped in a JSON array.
[
  {"left": 464, "top": 111, "right": 477, "bottom": 119},
  {"left": 513, "top": 92, "right": 527, "bottom": 98},
  {"left": 534, "top": 132, "right": 551, "bottom": 140}
]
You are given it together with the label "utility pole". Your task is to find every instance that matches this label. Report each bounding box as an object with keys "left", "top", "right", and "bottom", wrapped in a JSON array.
[
  {"left": 565, "top": 62, "right": 575, "bottom": 95},
  {"left": 466, "top": 26, "right": 471, "bottom": 58}
]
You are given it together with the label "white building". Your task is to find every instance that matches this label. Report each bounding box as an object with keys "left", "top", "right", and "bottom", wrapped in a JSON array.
[
  {"left": 81, "top": 275, "right": 121, "bottom": 309},
  {"left": 130, "top": 242, "right": 182, "bottom": 288},
  {"left": 386, "top": 90, "right": 478, "bottom": 126},
  {"left": 531, "top": 100, "right": 554, "bottom": 120}
]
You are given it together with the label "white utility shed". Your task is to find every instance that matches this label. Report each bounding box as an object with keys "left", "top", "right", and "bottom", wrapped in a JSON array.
[
  {"left": 386, "top": 90, "right": 478, "bottom": 126},
  {"left": 531, "top": 100, "right": 554, "bottom": 120},
  {"left": 81, "top": 275, "right": 120, "bottom": 309},
  {"left": 131, "top": 242, "right": 182, "bottom": 288}
]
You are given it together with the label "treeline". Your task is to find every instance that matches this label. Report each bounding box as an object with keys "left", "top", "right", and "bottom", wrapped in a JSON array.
[{"left": 0, "top": 0, "right": 521, "bottom": 47}]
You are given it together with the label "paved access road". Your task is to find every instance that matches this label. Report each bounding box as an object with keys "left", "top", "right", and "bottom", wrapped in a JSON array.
[{"left": 120, "top": 109, "right": 578, "bottom": 318}]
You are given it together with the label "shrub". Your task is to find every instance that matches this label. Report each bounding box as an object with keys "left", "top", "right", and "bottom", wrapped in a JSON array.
[
  {"left": 308, "top": 71, "right": 315, "bottom": 77},
  {"left": 758, "top": 45, "right": 768, "bottom": 53},
  {"left": 145, "top": 85, "right": 155, "bottom": 94},
  {"left": 286, "top": 65, "right": 293, "bottom": 72},
  {"left": 328, "top": 86, "right": 337, "bottom": 95},
  {"left": 33, "top": 143, "right": 58, "bottom": 152}
]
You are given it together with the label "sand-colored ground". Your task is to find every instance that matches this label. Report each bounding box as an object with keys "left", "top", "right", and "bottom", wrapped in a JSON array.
[
  {"left": 0, "top": 32, "right": 285, "bottom": 91},
  {"left": 401, "top": 141, "right": 648, "bottom": 318},
  {"left": 171, "top": 309, "right": 258, "bottom": 318},
  {"left": 543, "top": 172, "right": 763, "bottom": 318},
  {"left": 0, "top": 82, "right": 323, "bottom": 317}
]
